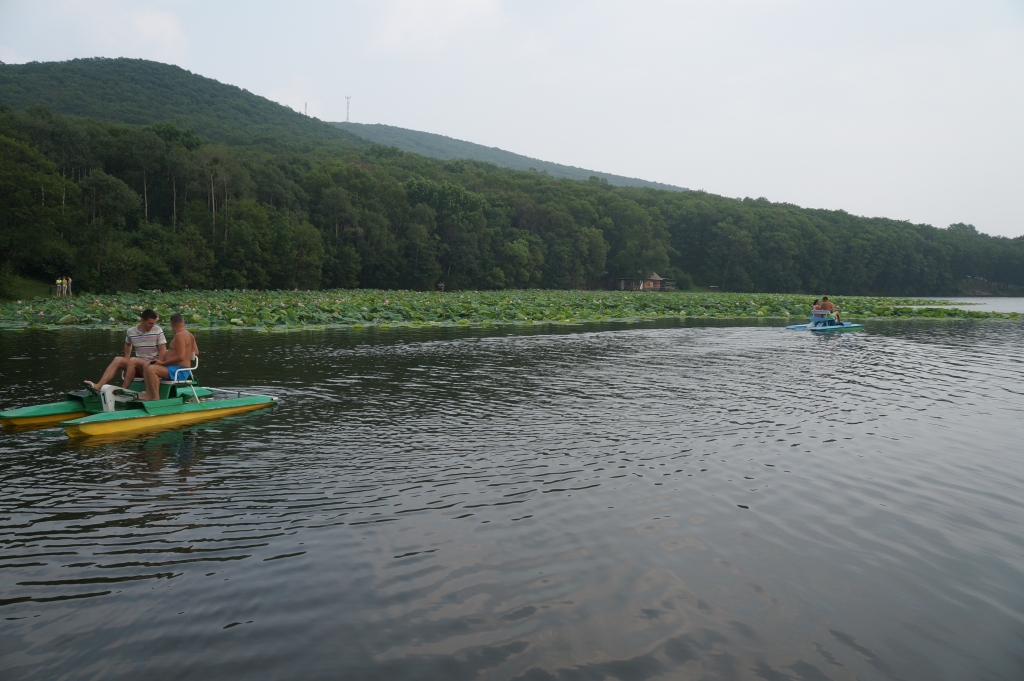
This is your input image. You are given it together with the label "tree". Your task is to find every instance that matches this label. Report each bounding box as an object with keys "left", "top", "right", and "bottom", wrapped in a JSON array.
[
  {"left": 0, "top": 134, "right": 75, "bottom": 279},
  {"left": 75, "top": 169, "right": 142, "bottom": 290},
  {"left": 120, "top": 128, "right": 164, "bottom": 221},
  {"left": 2, "top": 101, "right": 1021, "bottom": 297},
  {"left": 602, "top": 198, "right": 670, "bottom": 281},
  {"left": 318, "top": 186, "right": 356, "bottom": 239},
  {"left": 292, "top": 221, "right": 324, "bottom": 289}
]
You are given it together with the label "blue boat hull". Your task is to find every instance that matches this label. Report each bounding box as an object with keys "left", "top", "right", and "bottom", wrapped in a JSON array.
[{"left": 787, "top": 322, "right": 863, "bottom": 333}]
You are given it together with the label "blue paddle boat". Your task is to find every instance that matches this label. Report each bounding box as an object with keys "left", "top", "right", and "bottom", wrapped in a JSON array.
[{"left": 787, "top": 309, "right": 863, "bottom": 333}]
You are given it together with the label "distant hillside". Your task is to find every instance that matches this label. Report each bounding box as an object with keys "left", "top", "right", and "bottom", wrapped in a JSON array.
[
  {"left": 1, "top": 59, "right": 1020, "bottom": 297},
  {"left": 0, "top": 58, "right": 683, "bottom": 189},
  {"left": 335, "top": 122, "right": 685, "bottom": 192},
  {"left": 0, "top": 58, "right": 365, "bottom": 151}
]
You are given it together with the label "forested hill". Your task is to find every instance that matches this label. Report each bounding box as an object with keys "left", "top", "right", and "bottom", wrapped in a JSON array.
[
  {"left": 335, "top": 122, "right": 684, "bottom": 192},
  {"left": 0, "top": 58, "right": 365, "bottom": 151},
  {"left": 0, "top": 57, "right": 683, "bottom": 190},
  {"left": 1, "top": 58, "right": 1022, "bottom": 298}
]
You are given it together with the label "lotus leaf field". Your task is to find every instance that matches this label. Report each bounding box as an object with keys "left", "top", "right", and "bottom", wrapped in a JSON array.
[{"left": 0, "top": 290, "right": 1015, "bottom": 331}]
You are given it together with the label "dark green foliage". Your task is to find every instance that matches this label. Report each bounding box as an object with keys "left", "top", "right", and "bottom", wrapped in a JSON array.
[
  {"left": 0, "top": 133, "right": 77, "bottom": 282},
  {"left": 1, "top": 58, "right": 1022, "bottom": 297},
  {"left": 0, "top": 58, "right": 366, "bottom": 151},
  {"left": 337, "top": 122, "right": 684, "bottom": 191},
  {"left": 2, "top": 289, "right": 1016, "bottom": 331},
  {"left": 0, "top": 261, "right": 16, "bottom": 298}
]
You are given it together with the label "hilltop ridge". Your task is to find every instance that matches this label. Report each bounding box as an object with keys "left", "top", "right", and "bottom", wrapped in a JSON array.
[
  {"left": 0, "top": 57, "right": 365, "bottom": 150},
  {"left": 0, "top": 57, "right": 683, "bottom": 189},
  {"left": 334, "top": 122, "right": 685, "bottom": 191}
]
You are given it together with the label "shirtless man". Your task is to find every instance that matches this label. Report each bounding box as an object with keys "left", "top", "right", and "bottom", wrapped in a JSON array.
[
  {"left": 820, "top": 296, "right": 842, "bottom": 323},
  {"left": 142, "top": 313, "right": 199, "bottom": 400},
  {"left": 85, "top": 309, "right": 166, "bottom": 391}
]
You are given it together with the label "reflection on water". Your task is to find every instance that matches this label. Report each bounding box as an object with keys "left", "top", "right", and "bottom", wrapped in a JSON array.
[{"left": 2, "top": 319, "right": 1024, "bottom": 680}]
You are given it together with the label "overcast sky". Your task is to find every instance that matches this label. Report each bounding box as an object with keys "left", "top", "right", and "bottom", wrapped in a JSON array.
[{"left": 2, "top": 0, "right": 1023, "bottom": 237}]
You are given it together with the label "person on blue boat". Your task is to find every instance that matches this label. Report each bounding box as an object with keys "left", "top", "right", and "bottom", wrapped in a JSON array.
[
  {"left": 811, "top": 299, "right": 820, "bottom": 311},
  {"left": 84, "top": 309, "right": 165, "bottom": 392},
  {"left": 141, "top": 313, "right": 199, "bottom": 401},
  {"left": 821, "top": 296, "right": 842, "bottom": 323}
]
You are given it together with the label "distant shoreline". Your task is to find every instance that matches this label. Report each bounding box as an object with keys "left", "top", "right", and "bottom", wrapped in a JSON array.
[{"left": 1, "top": 290, "right": 1017, "bottom": 331}]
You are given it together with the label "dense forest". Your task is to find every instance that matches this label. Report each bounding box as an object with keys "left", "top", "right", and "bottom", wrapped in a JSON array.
[
  {"left": 0, "top": 57, "right": 364, "bottom": 151},
  {"left": 335, "top": 122, "right": 684, "bottom": 191},
  {"left": 1, "top": 58, "right": 1021, "bottom": 297}
]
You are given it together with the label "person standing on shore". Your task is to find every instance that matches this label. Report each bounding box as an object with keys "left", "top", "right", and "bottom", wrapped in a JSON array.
[{"left": 65, "top": 275, "right": 72, "bottom": 297}]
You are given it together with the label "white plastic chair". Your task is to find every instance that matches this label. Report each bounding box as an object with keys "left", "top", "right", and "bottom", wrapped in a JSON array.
[
  {"left": 162, "top": 354, "right": 200, "bottom": 403},
  {"left": 164, "top": 354, "right": 199, "bottom": 383}
]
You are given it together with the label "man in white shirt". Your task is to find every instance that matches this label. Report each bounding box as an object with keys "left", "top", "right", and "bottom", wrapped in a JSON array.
[{"left": 84, "top": 309, "right": 166, "bottom": 391}]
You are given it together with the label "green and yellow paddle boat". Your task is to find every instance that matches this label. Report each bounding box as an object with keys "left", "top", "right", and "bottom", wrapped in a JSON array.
[{"left": 1, "top": 357, "right": 277, "bottom": 438}]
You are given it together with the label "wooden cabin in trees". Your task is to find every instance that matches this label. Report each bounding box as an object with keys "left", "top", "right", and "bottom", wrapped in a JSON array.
[{"left": 610, "top": 272, "right": 677, "bottom": 291}]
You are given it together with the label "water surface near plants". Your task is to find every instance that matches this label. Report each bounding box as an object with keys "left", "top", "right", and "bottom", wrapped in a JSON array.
[{"left": 2, "top": 319, "right": 1023, "bottom": 680}]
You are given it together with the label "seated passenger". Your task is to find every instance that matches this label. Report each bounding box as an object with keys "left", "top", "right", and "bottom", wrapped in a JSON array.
[
  {"left": 811, "top": 299, "right": 820, "bottom": 311},
  {"left": 820, "top": 296, "right": 842, "bottom": 323},
  {"left": 142, "top": 313, "right": 199, "bottom": 401},
  {"left": 84, "top": 309, "right": 166, "bottom": 392}
]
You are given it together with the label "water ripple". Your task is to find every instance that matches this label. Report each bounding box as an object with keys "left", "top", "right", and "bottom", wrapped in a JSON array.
[{"left": 2, "top": 320, "right": 1023, "bottom": 680}]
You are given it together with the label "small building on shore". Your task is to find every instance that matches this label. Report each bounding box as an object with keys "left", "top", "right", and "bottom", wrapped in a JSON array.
[{"left": 610, "top": 272, "right": 677, "bottom": 291}]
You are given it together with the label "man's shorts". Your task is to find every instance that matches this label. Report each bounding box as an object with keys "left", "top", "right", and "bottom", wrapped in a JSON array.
[{"left": 167, "top": 366, "right": 192, "bottom": 381}]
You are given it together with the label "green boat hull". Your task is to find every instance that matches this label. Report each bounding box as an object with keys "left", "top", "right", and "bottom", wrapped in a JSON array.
[
  {"left": 0, "top": 400, "right": 90, "bottom": 430},
  {"left": 61, "top": 395, "right": 277, "bottom": 438},
  {"left": 2, "top": 379, "right": 215, "bottom": 431}
]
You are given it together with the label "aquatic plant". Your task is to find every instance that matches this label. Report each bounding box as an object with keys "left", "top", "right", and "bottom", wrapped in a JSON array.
[{"left": 0, "top": 290, "right": 1014, "bottom": 331}]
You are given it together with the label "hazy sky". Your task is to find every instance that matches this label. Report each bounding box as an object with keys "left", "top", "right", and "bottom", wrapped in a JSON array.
[{"left": 2, "top": 0, "right": 1023, "bottom": 237}]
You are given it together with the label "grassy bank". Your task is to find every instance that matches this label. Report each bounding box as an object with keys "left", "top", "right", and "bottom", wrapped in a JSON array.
[
  {"left": 0, "top": 275, "right": 53, "bottom": 302},
  {"left": 0, "top": 290, "right": 1016, "bottom": 331}
]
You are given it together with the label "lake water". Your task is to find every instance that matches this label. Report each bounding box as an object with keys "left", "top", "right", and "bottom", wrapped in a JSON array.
[
  {"left": 2, "top": 319, "right": 1023, "bottom": 681},
  {"left": 922, "top": 296, "right": 1024, "bottom": 313}
]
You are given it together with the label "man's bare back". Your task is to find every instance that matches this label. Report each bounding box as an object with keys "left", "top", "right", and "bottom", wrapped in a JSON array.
[
  {"left": 142, "top": 313, "right": 200, "bottom": 400},
  {"left": 166, "top": 327, "right": 199, "bottom": 365},
  {"left": 820, "top": 296, "right": 841, "bottom": 322}
]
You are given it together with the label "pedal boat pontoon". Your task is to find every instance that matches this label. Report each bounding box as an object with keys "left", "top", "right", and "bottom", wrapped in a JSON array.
[
  {"left": 1, "top": 356, "right": 277, "bottom": 437},
  {"left": 787, "top": 309, "right": 863, "bottom": 333}
]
